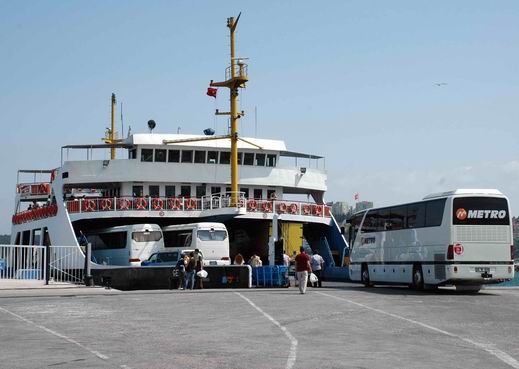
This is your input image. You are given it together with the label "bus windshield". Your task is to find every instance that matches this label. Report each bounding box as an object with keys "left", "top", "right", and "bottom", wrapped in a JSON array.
[
  {"left": 197, "top": 230, "right": 227, "bottom": 241},
  {"left": 132, "top": 231, "right": 162, "bottom": 242}
]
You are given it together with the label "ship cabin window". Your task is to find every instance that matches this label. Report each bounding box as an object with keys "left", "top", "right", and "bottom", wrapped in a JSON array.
[
  {"left": 266, "top": 154, "right": 277, "bottom": 167},
  {"left": 243, "top": 153, "right": 254, "bottom": 166},
  {"left": 14, "top": 232, "right": 21, "bottom": 245},
  {"left": 220, "top": 151, "right": 231, "bottom": 164},
  {"left": 255, "top": 153, "right": 266, "bottom": 166},
  {"left": 22, "top": 230, "right": 31, "bottom": 245},
  {"left": 128, "top": 148, "right": 137, "bottom": 159},
  {"left": 211, "top": 186, "right": 221, "bottom": 195},
  {"left": 181, "top": 150, "right": 193, "bottom": 163},
  {"left": 267, "top": 189, "right": 276, "bottom": 199},
  {"left": 31, "top": 229, "right": 41, "bottom": 246},
  {"left": 253, "top": 189, "right": 263, "bottom": 199},
  {"left": 165, "top": 185, "right": 176, "bottom": 197},
  {"left": 133, "top": 186, "right": 144, "bottom": 197},
  {"left": 196, "top": 185, "right": 206, "bottom": 198},
  {"left": 240, "top": 188, "right": 249, "bottom": 198},
  {"left": 149, "top": 185, "right": 160, "bottom": 198},
  {"left": 226, "top": 187, "right": 231, "bottom": 195},
  {"left": 155, "top": 149, "right": 167, "bottom": 162},
  {"left": 237, "top": 152, "right": 243, "bottom": 165},
  {"left": 180, "top": 185, "right": 191, "bottom": 198},
  {"left": 194, "top": 151, "right": 206, "bottom": 164},
  {"left": 141, "top": 149, "right": 153, "bottom": 162},
  {"left": 207, "top": 151, "right": 218, "bottom": 164},
  {"left": 168, "top": 150, "right": 180, "bottom": 163}
]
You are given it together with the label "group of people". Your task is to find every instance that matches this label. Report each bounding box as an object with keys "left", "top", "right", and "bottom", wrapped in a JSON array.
[
  {"left": 232, "top": 247, "right": 325, "bottom": 294},
  {"left": 174, "top": 248, "right": 204, "bottom": 290}
]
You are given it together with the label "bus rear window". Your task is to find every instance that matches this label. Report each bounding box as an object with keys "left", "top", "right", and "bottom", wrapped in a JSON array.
[
  {"left": 453, "top": 197, "right": 510, "bottom": 225},
  {"left": 132, "top": 231, "right": 162, "bottom": 242},
  {"left": 197, "top": 230, "right": 227, "bottom": 241}
]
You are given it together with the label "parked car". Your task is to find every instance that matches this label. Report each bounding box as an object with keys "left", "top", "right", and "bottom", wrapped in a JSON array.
[{"left": 141, "top": 250, "right": 192, "bottom": 266}]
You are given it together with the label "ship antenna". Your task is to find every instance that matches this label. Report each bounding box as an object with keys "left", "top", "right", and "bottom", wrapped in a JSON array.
[
  {"left": 111, "top": 93, "right": 116, "bottom": 159},
  {"left": 120, "top": 101, "right": 124, "bottom": 145}
]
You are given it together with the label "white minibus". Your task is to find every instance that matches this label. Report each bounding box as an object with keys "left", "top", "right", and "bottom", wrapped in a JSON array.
[
  {"left": 85, "top": 224, "right": 164, "bottom": 266},
  {"left": 162, "top": 222, "right": 230, "bottom": 266},
  {"left": 348, "top": 189, "right": 514, "bottom": 292}
]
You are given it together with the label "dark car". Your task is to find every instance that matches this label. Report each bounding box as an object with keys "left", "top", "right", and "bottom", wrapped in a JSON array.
[{"left": 141, "top": 251, "right": 182, "bottom": 266}]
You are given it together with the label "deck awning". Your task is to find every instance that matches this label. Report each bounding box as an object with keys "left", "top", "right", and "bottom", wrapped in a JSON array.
[
  {"left": 279, "top": 150, "right": 323, "bottom": 159},
  {"left": 61, "top": 143, "right": 132, "bottom": 149}
]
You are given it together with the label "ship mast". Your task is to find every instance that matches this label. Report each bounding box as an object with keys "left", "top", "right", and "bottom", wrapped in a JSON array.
[
  {"left": 110, "top": 93, "right": 116, "bottom": 160},
  {"left": 210, "top": 13, "right": 248, "bottom": 205},
  {"left": 163, "top": 14, "right": 260, "bottom": 207}
]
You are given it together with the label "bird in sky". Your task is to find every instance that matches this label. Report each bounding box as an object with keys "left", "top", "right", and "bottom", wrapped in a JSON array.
[{"left": 435, "top": 82, "right": 448, "bottom": 86}]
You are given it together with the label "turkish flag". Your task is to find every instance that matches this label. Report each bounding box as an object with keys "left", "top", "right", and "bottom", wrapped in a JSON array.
[
  {"left": 207, "top": 87, "right": 217, "bottom": 98},
  {"left": 354, "top": 193, "right": 359, "bottom": 201}
]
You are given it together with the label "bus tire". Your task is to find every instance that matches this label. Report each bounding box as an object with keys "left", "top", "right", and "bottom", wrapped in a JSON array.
[
  {"left": 361, "top": 264, "right": 372, "bottom": 287},
  {"left": 412, "top": 264, "right": 424, "bottom": 290}
]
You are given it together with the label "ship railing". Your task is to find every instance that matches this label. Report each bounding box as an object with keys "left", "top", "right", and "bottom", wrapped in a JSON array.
[
  {"left": 16, "top": 182, "right": 52, "bottom": 196},
  {"left": 63, "top": 196, "right": 331, "bottom": 218}
]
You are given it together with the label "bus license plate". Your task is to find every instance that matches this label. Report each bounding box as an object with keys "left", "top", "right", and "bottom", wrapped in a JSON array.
[
  {"left": 475, "top": 267, "right": 490, "bottom": 273},
  {"left": 210, "top": 261, "right": 217, "bottom": 266}
]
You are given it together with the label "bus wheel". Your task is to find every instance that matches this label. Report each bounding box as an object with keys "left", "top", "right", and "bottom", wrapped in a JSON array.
[
  {"left": 361, "top": 265, "right": 371, "bottom": 287},
  {"left": 412, "top": 264, "right": 424, "bottom": 290}
]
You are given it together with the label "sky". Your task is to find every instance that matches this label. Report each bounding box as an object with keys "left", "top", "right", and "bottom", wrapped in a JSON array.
[{"left": 0, "top": 1, "right": 518, "bottom": 233}]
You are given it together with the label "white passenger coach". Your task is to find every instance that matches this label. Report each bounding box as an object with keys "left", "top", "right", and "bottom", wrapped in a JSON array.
[{"left": 348, "top": 189, "right": 514, "bottom": 292}]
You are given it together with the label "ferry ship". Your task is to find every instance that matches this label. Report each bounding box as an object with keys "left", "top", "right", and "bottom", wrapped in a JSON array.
[{"left": 9, "top": 15, "right": 348, "bottom": 276}]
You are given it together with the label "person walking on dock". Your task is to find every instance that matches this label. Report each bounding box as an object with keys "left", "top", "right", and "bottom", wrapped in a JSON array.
[
  {"left": 295, "top": 247, "right": 311, "bottom": 294},
  {"left": 310, "top": 251, "right": 325, "bottom": 287}
]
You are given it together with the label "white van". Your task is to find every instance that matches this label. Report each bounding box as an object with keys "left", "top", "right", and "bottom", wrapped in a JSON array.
[
  {"left": 161, "top": 223, "right": 230, "bottom": 266},
  {"left": 85, "top": 224, "right": 164, "bottom": 266}
]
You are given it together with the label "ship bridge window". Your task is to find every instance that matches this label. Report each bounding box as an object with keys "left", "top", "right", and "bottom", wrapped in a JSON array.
[
  {"left": 255, "top": 153, "right": 266, "bottom": 166},
  {"left": 211, "top": 186, "right": 221, "bottom": 195},
  {"left": 181, "top": 150, "right": 193, "bottom": 163},
  {"left": 132, "top": 186, "right": 144, "bottom": 197},
  {"left": 266, "top": 154, "right": 277, "bottom": 167},
  {"left": 237, "top": 152, "right": 243, "bottom": 165},
  {"left": 253, "top": 189, "right": 263, "bottom": 199},
  {"left": 196, "top": 185, "right": 206, "bottom": 198},
  {"left": 141, "top": 149, "right": 153, "bottom": 162},
  {"left": 180, "top": 185, "right": 191, "bottom": 198},
  {"left": 208, "top": 151, "right": 218, "bottom": 164},
  {"left": 220, "top": 151, "right": 231, "bottom": 164},
  {"left": 128, "top": 148, "right": 137, "bottom": 159},
  {"left": 155, "top": 149, "right": 167, "bottom": 162},
  {"left": 243, "top": 153, "right": 254, "bottom": 166},
  {"left": 168, "top": 150, "right": 180, "bottom": 163},
  {"left": 194, "top": 151, "right": 206, "bottom": 163},
  {"left": 166, "top": 185, "right": 176, "bottom": 197},
  {"left": 149, "top": 185, "right": 160, "bottom": 198},
  {"left": 240, "top": 188, "right": 249, "bottom": 198}
]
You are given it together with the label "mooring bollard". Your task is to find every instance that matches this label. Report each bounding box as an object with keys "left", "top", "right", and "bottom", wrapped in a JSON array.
[{"left": 84, "top": 243, "right": 94, "bottom": 287}]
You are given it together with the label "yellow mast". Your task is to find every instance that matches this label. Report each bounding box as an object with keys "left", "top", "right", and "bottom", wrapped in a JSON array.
[
  {"left": 210, "top": 14, "right": 248, "bottom": 205},
  {"left": 110, "top": 93, "right": 116, "bottom": 160}
]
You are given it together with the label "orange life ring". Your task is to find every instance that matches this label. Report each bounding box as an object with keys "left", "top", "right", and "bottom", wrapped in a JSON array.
[
  {"left": 168, "top": 198, "right": 181, "bottom": 210},
  {"left": 185, "top": 198, "right": 196, "bottom": 210},
  {"left": 302, "top": 204, "right": 311, "bottom": 215},
  {"left": 135, "top": 197, "right": 148, "bottom": 210},
  {"left": 262, "top": 201, "right": 273, "bottom": 212},
  {"left": 83, "top": 199, "right": 96, "bottom": 212},
  {"left": 118, "top": 198, "right": 130, "bottom": 210},
  {"left": 100, "top": 198, "right": 112, "bottom": 211},
  {"left": 247, "top": 199, "right": 258, "bottom": 211},
  {"left": 152, "top": 198, "right": 164, "bottom": 210},
  {"left": 289, "top": 203, "right": 298, "bottom": 214},
  {"left": 313, "top": 205, "right": 323, "bottom": 216},
  {"left": 278, "top": 202, "right": 287, "bottom": 213}
]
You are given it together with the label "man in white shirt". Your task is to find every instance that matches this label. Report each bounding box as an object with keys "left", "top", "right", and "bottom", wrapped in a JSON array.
[{"left": 310, "top": 251, "right": 325, "bottom": 287}]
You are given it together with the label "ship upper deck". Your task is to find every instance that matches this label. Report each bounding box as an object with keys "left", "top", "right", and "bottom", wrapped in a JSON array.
[{"left": 59, "top": 133, "right": 327, "bottom": 193}]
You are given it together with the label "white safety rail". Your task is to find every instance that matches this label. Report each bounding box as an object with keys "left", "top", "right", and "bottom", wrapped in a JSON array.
[
  {"left": 48, "top": 246, "right": 84, "bottom": 284},
  {"left": 0, "top": 244, "right": 46, "bottom": 281}
]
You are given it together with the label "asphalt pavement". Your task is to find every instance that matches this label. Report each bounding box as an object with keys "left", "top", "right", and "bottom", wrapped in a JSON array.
[{"left": 1, "top": 282, "right": 518, "bottom": 369}]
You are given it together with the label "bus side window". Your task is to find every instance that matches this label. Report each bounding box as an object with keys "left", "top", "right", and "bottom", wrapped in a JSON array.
[{"left": 184, "top": 234, "right": 192, "bottom": 247}]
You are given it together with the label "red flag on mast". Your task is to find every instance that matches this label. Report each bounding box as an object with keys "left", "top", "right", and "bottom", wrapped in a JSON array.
[
  {"left": 354, "top": 193, "right": 359, "bottom": 201},
  {"left": 207, "top": 87, "right": 217, "bottom": 98}
]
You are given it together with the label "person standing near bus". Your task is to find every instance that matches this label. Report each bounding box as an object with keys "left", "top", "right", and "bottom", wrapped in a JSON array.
[
  {"left": 184, "top": 252, "right": 196, "bottom": 290},
  {"left": 310, "top": 251, "right": 325, "bottom": 287},
  {"left": 295, "top": 247, "right": 311, "bottom": 294},
  {"left": 194, "top": 248, "right": 204, "bottom": 289}
]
